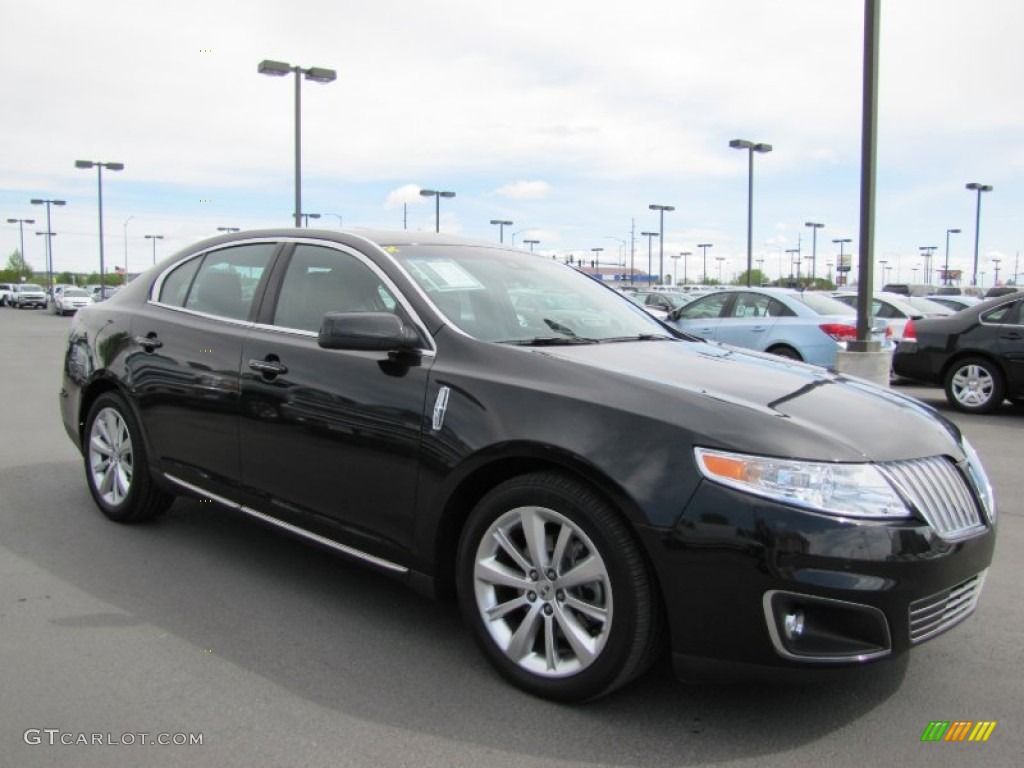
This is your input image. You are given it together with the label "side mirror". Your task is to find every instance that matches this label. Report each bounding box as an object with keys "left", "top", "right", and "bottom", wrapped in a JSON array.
[{"left": 318, "top": 312, "right": 422, "bottom": 352}]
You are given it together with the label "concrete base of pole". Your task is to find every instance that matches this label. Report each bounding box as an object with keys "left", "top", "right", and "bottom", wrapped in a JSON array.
[{"left": 834, "top": 348, "right": 893, "bottom": 388}]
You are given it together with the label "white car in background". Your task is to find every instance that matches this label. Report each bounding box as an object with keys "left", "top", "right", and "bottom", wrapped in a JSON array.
[
  {"left": 52, "top": 287, "right": 94, "bottom": 316},
  {"left": 832, "top": 291, "right": 949, "bottom": 345}
]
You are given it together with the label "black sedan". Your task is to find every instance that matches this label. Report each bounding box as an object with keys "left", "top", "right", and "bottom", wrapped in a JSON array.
[
  {"left": 893, "top": 292, "right": 1024, "bottom": 413},
  {"left": 60, "top": 229, "right": 996, "bottom": 702}
]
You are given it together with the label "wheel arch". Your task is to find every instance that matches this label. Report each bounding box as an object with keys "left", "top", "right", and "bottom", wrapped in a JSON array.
[
  {"left": 428, "top": 449, "right": 657, "bottom": 602},
  {"left": 940, "top": 349, "right": 1006, "bottom": 385}
]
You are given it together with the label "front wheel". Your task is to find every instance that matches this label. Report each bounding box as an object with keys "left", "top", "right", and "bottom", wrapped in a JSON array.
[
  {"left": 83, "top": 392, "right": 174, "bottom": 522},
  {"left": 944, "top": 357, "right": 1005, "bottom": 414},
  {"left": 457, "top": 472, "right": 662, "bottom": 702},
  {"left": 767, "top": 345, "right": 802, "bottom": 361}
]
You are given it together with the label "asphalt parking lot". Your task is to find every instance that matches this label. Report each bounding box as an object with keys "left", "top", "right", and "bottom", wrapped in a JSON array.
[{"left": 1, "top": 306, "right": 1020, "bottom": 768}]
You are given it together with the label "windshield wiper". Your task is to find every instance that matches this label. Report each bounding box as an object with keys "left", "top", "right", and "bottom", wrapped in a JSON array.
[
  {"left": 542, "top": 318, "right": 578, "bottom": 337},
  {"left": 495, "top": 337, "right": 601, "bottom": 346},
  {"left": 597, "top": 334, "right": 674, "bottom": 343}
]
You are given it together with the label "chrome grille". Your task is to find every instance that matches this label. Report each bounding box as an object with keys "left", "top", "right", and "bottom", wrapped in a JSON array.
[
  {"left": 881, "top": 456, "right": 984, "bottom": 540},
  {"left": 909, "top": 571, "right": 986, "bottom": 644}
]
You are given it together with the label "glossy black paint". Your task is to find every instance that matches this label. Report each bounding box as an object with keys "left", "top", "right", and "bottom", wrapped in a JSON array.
[
  {"left": 893, "top": 293, "right": 1024, "bottom": 396},
  {"left": 60, "top": 229, "right": 996, "bottom": 678}
]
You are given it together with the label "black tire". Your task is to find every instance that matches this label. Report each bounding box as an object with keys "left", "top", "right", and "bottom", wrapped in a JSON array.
[
  {"left": 767, "top": 345, "right": 802, "bottom": 361},
  {"left": 943, "top": 357, "right": 1005, "bottom": 414},
  {"left": 83, "top": 392, "right": 174, "bottom": 522},
  {"left": 457, "top": 471, "right": 662, "bottom": 702}
]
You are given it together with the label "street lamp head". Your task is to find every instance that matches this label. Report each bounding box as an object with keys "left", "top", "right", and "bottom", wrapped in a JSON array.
[
  {"left": 680, "top": 251, "right": 692, "bottom": 256},
  {"left": 641, "top": 231, "right": 659, "bottom": 238},
  {"left": 648, "top": 204, "right": 675, "bottom": 212},
  {"left": 729, "top": 139, "right": 753, "bottom": 150},
  {"left": 104, "top": 162, "right": 125, "bottom": 172},
  {"left": 966, "top": 182, "right": 993, "bottom": 193},
  {"left": 304, "top": 67, "right": 337, "bottom": 83},
  {"left": 490, "top": 219, "right": 513, "bottom": 226},
  {"left": 805, "top": 221, "right": 824, "bottom": 229},
  {"left": 698, "top": 243, "right": 713, "bottom": 248},
  {"left": 74, "top": 160, "right": 94, "bottom": 169},
  {"left": 419, "top": 189, "right": 437, "bottom": 197},
  {"left": 832, "top": 238, "right": 851, "bottom": 244},
  {"left": 258, "top": 59, "right": 292, "bottom": 76},
  {"left": 7, "top": 218, "right": 35, "bottom": 224},
  {"left": 753, "top": 143, "right": 772, "bottom": 153},
  {"left": 948, "top": 228, "right": 961, "bottom": 234},
  {"left": 439, "top": 191, "right": 456, "bottom": 199}
]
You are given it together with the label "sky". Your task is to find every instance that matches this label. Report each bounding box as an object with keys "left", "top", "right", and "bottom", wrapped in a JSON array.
[{"left": 2, "top": 0, "right": 1022, "bottom": 288}]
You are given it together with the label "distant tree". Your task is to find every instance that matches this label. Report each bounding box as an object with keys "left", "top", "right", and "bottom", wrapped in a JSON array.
[
  {"left": 3, "top": 249, "right": 34, "bottom": 281},
  {"left": 55, "top": 271, "right": 76, "bottom": 286}
]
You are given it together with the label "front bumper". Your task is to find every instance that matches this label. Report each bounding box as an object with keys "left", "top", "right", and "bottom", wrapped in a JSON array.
[{"left": 636, "top": 480, "right": 996, "bottom": 680}]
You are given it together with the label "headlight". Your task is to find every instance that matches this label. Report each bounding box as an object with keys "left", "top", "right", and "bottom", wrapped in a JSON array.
[
  {"left": 962, "top": 437, "right": 996, "bottom": 524},
  {"left": 694, "top": 447, "right": 912, "bottom": 520}
]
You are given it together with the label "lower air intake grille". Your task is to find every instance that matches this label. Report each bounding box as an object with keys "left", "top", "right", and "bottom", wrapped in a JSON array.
[{"left": 909, "top": 571, "right": 987, "bottom": 644}]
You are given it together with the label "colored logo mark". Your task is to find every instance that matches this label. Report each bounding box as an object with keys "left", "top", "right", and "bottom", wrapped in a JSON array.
[{"left": 921, "top": 721, "right": 997, "bottom": 742}]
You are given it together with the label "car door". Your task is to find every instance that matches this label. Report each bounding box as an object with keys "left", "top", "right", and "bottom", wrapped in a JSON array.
[
  {"left": 669, "top": 291, "right": 731, "bottom": 339},
  {"left": 714, "top": 291, "right": 780, "bottom": 350},
  {"left": 238, "top": 242, "right": 433, "bottom": 558},
  {"left": 993, "top": 299, "right": 1024, "bottom": 393},
  {"left": 126, "top": 241, "right": 278, "bottom": 491}
]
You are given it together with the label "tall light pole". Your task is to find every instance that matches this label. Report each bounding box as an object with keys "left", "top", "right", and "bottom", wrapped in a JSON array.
[
  {"left": 680, "top": 251, "right": 692, "bottom": 284},
  {"left": 715, "top": 256, "right": 726, "bottom": 284},
  {"left": 641, "top": 231, "right": 659, "bottom": 283},
  {"left": 965, "top": 182, "right": 993, "bottom": 286},
  {"left": 697, "top": 243, "right": 713, "bottom": 284},
  {"left": 258, "top": 59, "right": 337, "bottom": 229},
  {"left": 6, "top": 217, "right": 34, "bottom": 267},
  {"left": 669, "top": 253, "right": 680, "bottom": 285},
  {"left": 75, "top": 160, "right": 124, "bottom": 287},
  {"left": 786, "top": 248, "right": 801, "bottom": 284},
  {"left": 30, "top": 198, "right": 66, "bottom": 292},
  {"left": 490, "top": 219, "right": 513, "bottom": 243},
  {"left": 918, "top": 245, "right": 937, "bottom": 285},
  {"left": 145, "top": 234, "right": 164, "bottom": 265},
  {"left": 805, "top": 222, "right": 824, "bottom": 282},
  {"left": 943, "top": 227, "right": 961, "bottom": 285},
  {"left": 992, "top": 257, "right": 1002, "bottom": 286},
  {"left": 420, "top": 189, "right": 455, "bottom": 232},
  {"left": 833, "top": 238, "right": 852, "bottom": 286},
  {"left": 523, "top": 239, "right": 540, "bottom": 252},
  {"left": 648, "top": 204, "right": 674, "bottom": 284},
  {"left": 296, "top": 212, "right": 321, "bottom": 227},
  {"left": 122, "top": 215, "right": 135, "bottom": 274},
  {"left": 590, "top": 247, "right": 604, "bottom": 274},
  {"left": 729, "top": 139, "right": 772, "bottom": 286}
]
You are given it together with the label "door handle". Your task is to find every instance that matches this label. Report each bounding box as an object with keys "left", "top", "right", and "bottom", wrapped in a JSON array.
[
  {"left": 1000, "top": 332, "right": 1022, "bottom": 340},
  {"left": 134, "top": 335, "right": 163, "bottom": 350},
  {"left": 248, "top": 359, "right": 288, "bottom": 376}
]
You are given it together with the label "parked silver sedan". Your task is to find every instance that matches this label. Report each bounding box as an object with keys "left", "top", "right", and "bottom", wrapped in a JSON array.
[{"left": 52, "top": 287, "right": 94, "bottom": 316}]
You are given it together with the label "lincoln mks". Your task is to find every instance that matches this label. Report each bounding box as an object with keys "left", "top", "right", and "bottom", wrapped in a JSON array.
[{"left": 60, "top": 229, "right": 996, "bottom": 701}]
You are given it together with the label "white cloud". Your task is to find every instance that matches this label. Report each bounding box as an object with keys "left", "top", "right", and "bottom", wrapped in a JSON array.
[{"left": 493, "top": 181, "right": 551, "bottom": 200}]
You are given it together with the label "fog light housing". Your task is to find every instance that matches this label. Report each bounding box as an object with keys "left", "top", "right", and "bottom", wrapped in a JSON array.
[
  {"left": 783, "top": 610, "right": 805, "bottom": 640},
  {"left": 764, "top": 591, "right": 891, "bottom": 663}
]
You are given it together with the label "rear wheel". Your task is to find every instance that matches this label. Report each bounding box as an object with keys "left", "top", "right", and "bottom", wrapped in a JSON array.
[
  {"left": 84, "top": 392, "right": 173, "bottom": 522},
  {"left": 944, "top": 357, "right": 1004, "bottom": 414},
  {"left": 457, "top": 472, "right": 662, "bottom": 702}
]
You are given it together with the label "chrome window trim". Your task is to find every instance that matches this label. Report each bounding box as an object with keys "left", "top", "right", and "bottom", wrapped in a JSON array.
[
  {"left": 146, "top": 235, "right": 436, "bottom": 353},
  {"left": 164, "top": 473, "right": 409, "bottom": 574},
  {"left": 266, "top": 237, "right": 436, "bottom": 354}
]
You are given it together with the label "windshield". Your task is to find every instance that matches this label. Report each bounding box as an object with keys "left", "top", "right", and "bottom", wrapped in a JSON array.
[
  {"left": 388, "top": 244, "right": 670, "bottom": 342},
  {"left": 793, "top": 292, "right": 856, "bottom": 316},
  {"left": 21, "top": 284, "right": 44, "bottom": 292}
]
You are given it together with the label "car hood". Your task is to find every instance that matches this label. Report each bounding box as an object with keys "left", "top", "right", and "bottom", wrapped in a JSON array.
[{"left": 528, "top": 338, "right": 962, "bottom": 463}]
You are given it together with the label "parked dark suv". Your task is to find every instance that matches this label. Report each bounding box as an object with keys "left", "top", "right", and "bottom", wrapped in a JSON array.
[{"left": 60, "top": 229, "right": 996, "bottom": 701}]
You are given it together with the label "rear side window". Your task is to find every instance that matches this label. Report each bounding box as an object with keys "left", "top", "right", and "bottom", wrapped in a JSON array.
[
  {"left": 679, "top": 292, "right": 730, "bottom": 319},
  {"left": 159, "top": 244, "right": 276, "bottom": 320},
  {"left": 981, "top": 301, "right": 1021, "bottom": 325}
]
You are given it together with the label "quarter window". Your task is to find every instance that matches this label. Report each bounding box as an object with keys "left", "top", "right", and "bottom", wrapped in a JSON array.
[{"left": 680, "top": 292, "right": 730, "bottom": 320}]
